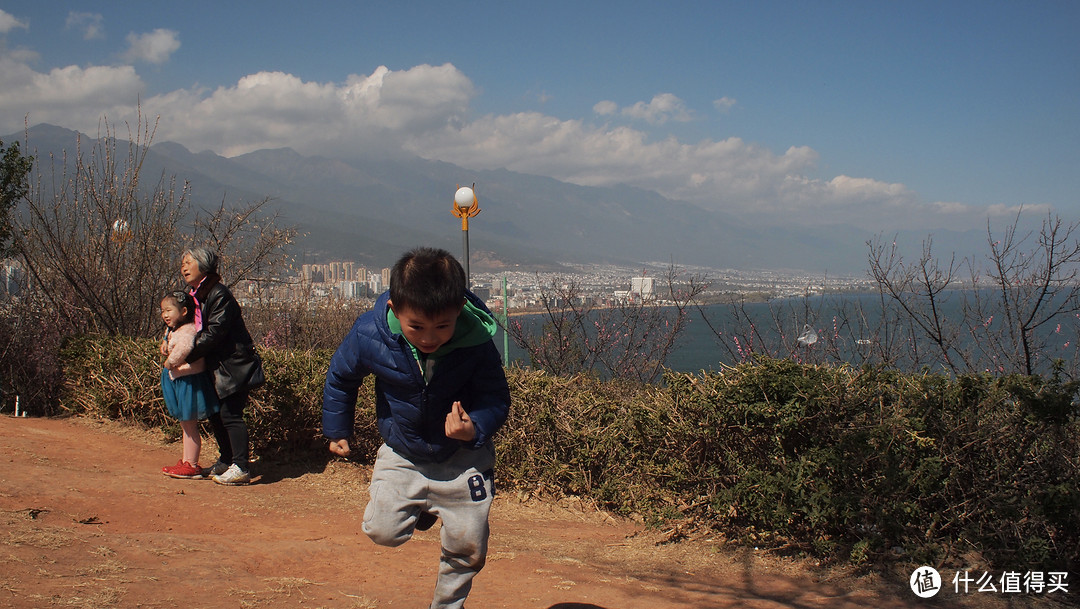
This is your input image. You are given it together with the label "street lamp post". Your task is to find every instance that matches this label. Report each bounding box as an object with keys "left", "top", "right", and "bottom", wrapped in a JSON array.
[
  {"left": 451, "top": 183, "right": 508, "bottom": 367},
  {"left": 451, "top": 184, "right": 480, "bottom": 286}
]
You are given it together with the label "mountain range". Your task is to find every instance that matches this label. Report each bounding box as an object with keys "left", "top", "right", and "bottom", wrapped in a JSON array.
[{"left": 9, "top": 124, "right": 989, "bottom": 275}]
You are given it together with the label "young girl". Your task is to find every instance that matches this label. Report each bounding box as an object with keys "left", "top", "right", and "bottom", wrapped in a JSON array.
[{"left": 160, "top": 291, "right": 219, "bottom": 479}]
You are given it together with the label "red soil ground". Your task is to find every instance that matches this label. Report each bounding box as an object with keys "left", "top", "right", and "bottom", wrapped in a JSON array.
[{"left": 0, "top": 415, "right": 1058, "bottom": 609}]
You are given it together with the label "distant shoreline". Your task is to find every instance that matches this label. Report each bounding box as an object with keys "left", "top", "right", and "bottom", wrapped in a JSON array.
[{"left": 495, "top": 289, "right": 885, "bottom": 318}]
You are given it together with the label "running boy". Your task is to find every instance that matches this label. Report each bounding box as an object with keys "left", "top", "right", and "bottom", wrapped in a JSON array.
[{"left": 322, "top": 247, "right": 511, "bottom": 609}]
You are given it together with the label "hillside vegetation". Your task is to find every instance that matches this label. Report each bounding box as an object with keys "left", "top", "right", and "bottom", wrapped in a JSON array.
[{"left": 60, "top": 335, "right": 1079, "bottom": 572}]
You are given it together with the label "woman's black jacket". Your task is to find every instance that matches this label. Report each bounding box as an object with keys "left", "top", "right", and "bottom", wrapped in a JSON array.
[{"left": 186, "top": 279, "right": 264, "bottom": 399}]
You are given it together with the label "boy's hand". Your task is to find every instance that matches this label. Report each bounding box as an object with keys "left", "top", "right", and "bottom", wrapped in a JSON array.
[
  {"left": 329, "top": 438, "right": 351, "bottom": 457},
  {"left": 159, "top": 339, "right": 168, "bottom": 356},
  {"left": 445, "top": 401, "right": 476, "bottom": 442}
]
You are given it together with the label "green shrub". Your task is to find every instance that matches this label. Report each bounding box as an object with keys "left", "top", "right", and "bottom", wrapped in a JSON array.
[
  {"left": 497, "top": 369, "right": 677, "bottom": 517},
  {"left": 57, "top": 336, "right": 377, "bottom": 461},
  {"left": 246, "top": 347, "right": 334, "bottom": 456},
  {"left": 58, "top": 338, "right": 1080, "bottom": 571},
  {"left": 249, "top": 347, "right": 381, "bottom": 460},
  {"left": 60, "top": 335, "right": 168, "bottom": 424},
  {"left": 656, "top": 361, "right": 1079, "bottom": 570}
]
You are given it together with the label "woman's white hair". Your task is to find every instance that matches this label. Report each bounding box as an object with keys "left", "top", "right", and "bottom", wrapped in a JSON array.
[{"left": 183, "top": 247, "right": 219, "bottom": 274}]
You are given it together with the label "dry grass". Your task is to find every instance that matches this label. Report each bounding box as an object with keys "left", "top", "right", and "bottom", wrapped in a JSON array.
[{"left": 6, "top": 526, "right": 75, "bottom": 550}]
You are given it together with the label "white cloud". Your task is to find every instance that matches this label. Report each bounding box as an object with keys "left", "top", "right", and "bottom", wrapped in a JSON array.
[
  {"left": 828, "top": 175, "right": 914, "bottom": 204},
  {"left": 65, "top": 12, "right": 104, "bottom": 40},
  {"left": 145, "top": 63, "right": 474, "bottom": 157},
  {"left": 0, "top": 48, "right": 1009, "bottom": 231},
  {"left": 0, "top": 9, "right": 28, "bottom": 33},
  {"left": 0, "top": 53, "right": 143, "bottom": 128},
  {"left": 0, "top": 55, "right": 474, "bottom": 158},
  {"left": 621, "top": 93, "right": 693, "bottom": 124},
  {"left": 121, "top": 29, "right": 180, "bottom": 64},
  {"left": 931, "top": 201, "right": 972, "bottom": 214},
  {"left": 713, "top": 96, "right": 736, "bottom": 112},
  {"left": 411, "top": 111, "right": 829, "bottom": 210},
  {"left": 987, "top": 203, "right": 1052, "bottom": 216},
  {"left": 411, "top": 112, "right": 969, "bottom": 228},
  {"left": 593, "top": 94, "right": 694, "bottom": 124},
  {"left": 593, "top": 100, "right": 617, "bottom": 116}
]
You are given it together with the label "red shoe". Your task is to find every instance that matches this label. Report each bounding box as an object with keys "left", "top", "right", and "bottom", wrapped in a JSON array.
[{"left": 162, "top": 460, "right": 204, "bottom": 479}]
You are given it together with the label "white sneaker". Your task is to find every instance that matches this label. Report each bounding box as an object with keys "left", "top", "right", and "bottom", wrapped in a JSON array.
[
  {"left": 203, "top": 461, "right": 230, "bottom": 477},
  {"left": 212, "top": 464, "right": 251, "bottom": 486}
]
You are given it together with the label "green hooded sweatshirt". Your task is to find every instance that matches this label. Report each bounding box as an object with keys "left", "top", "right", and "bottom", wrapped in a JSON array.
[{"left": 388, "top": 299, "right": 498, "bottom": 381}]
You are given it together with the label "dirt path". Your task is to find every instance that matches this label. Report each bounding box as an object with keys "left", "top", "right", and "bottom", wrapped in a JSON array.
[{"left": 0, "top": 415, "right": 1030, "bottom": 608}]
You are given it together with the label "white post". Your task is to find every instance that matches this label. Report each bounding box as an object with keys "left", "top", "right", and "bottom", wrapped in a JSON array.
[{"left": 14, "top": 395, "right": 20, "bottom": 417}]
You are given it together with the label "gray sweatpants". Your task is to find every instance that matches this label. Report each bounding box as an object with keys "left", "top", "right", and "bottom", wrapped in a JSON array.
[{"left": 362, "top": 442, "right": 496, "bottom": 609}]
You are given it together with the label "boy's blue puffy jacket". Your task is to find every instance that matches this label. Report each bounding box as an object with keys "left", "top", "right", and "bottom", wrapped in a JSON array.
[{"left": 322, "top": 290, "right": 511, "bottom": 463}]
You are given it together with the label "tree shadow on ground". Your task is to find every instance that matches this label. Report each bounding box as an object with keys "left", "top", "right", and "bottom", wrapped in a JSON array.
[{"left": 545, "top": 545, "right": 941, "bottom": 609}]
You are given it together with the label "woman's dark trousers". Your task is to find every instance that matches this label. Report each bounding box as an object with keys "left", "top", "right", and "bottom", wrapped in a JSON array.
[{"left": 209, "top": 390, "right": 250, "bottom": 471}]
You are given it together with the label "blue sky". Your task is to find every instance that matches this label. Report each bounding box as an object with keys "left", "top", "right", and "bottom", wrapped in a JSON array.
[{"left": 1, "top": 1, "right": 1077, "bottom": 231}]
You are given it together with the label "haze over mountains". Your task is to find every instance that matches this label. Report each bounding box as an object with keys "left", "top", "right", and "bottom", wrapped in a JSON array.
[{"left": 11, "top": 124, "right": 992, "bottom": 275}]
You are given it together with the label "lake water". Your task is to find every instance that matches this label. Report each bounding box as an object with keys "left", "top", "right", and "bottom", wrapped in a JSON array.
[{"left": 499, "top": 291, "right": 1080, "bottom": 376}]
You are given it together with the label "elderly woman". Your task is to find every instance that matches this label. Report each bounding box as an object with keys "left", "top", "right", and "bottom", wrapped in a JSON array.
[{"left": 181, "top": 247, "right": 265, "bottom": 485}]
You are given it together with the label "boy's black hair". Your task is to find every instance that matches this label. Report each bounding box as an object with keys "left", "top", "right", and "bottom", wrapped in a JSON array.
[
  {"left": 389, "top": 247, "right": 466, "bottom": 317},
  {"left": 162, "top": 290, "right": 197, "bottom": 326}
]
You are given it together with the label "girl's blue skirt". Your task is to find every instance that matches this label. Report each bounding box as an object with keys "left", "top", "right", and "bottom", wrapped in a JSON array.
[{"left": 161, "top": 368, "right": 220, "bottom": 421}]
